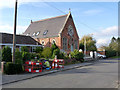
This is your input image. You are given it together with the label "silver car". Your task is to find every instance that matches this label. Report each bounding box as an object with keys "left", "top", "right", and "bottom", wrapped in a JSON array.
[{"left": 97, "top": 53, "right": 106, "bottom": 59}]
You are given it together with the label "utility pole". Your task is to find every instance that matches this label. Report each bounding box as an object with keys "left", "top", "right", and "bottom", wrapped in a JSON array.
[
  {"left": 84, "top": 38, "right": 86, "bottom": 57},
  {"left": 12, "top": 0, "right": 18, "bottom": 63}
]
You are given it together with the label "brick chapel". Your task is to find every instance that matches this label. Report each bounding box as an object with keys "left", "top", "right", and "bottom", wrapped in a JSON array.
[{"left": 24, "top": 12, "right": 79, "bottom": 54}]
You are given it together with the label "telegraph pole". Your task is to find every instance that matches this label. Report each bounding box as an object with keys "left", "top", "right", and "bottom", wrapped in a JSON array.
[
  {"left": 12, "top": 0, "right": 18, "bottom": 63},
  {"left": 84, "top": 38, "right": 86, "bottom": 57}
]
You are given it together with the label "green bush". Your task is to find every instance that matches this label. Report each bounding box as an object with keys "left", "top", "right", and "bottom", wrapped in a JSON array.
[
  {"left": 70, "top": 49, "right": 84, "bottom": 61},
  {"left": 22, "top": 52, "right": 31, "bottom": 63},
  {"left": 59, "top": 52, "right": 65, "bottom": 59},
  {"left": 42, "top": 47, "right": 52, "bottom": 59},
  {"left": 15, "top": 59, "right": 23, "bottom": 64},
  {"left": 106, "top": 50, "right": 116, "bottom": 58},
  {"left": 4, "top": 62, "right": 23, "bottom": 75},
  {"left": 34, "top": 47, "right": 43, "bottom": 53},
  {"left": 21, "top": 46, "right": 29, "bottom": 52},
  {"left": 2, "top": 46, "right": 12, "bottom": 62},
  {"left": 15, "top": 49, "right": 23, "bottom": 64},
  {"left": 30, "top": 53, "right": 36, "bottom": 59},
  {"left": 52, "top": 48, "right": 60, "bottom": 58},
  {"left": 51, "top": 43, "right": 58, "bottom": 53}
]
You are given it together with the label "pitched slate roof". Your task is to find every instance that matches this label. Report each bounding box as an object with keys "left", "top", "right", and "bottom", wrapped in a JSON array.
[
  {"left": 0, "top": 33, "right": 41, "bottom": 45},
  {"left": 23, "top": 13, "right": 69, "bottom": 38}
]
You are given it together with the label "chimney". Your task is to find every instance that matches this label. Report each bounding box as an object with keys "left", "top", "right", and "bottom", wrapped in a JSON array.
[{"left": 31, "top": 20, "right": 33, "bottom": 23}]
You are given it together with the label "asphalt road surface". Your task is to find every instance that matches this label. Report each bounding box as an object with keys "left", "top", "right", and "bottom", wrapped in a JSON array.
[{"left": 3, "top": 58, "right": 118, "bottom": 88}]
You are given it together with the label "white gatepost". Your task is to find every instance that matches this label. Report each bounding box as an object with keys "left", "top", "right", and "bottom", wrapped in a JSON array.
[
  {"left": 90, "top": 51, "right": 93, "bottom": 58},
  {"left": 94, "top": 51, "right": 98, "bottom": 59}
]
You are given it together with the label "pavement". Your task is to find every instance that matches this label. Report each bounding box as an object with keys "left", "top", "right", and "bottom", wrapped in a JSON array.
[{"left": 1, "top": 60, "right": 96, "bottom": 85}]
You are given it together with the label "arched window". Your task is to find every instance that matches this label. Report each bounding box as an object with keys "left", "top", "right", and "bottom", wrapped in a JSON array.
[
  {"left": 52, "top": 39, "right": 56, "bottom": 44},
  {"left": 41, "top": 40, "right": 45, "bottom": 46},
  {"left": 74, "top": 40, "right": 78, "bottom": 49},
  {"left": 63, "top": 37, "right": 67, "bottom": 50}
]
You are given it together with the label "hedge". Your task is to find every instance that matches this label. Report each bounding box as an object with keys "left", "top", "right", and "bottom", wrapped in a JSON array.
[{"left": 4, "top": 62, "right": 24, "bottom": 75}]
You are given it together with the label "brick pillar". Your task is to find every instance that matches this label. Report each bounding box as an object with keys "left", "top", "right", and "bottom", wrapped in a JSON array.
[{"left": 1, "top": 61, "right": 6, "bottom": 73}]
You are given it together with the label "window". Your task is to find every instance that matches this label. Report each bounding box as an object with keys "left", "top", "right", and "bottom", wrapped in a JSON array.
[
  {"left": 63, "top": 37, "right": 67, "bottom": 50},
  {"left": 36, "top": 31, "right": 40, "bottom": 36},
  {"left": 52, "top": 39, "right": 56, "bottom": 44},
  {"left": 33, "top": 32, "right": 36, "bottom": 36},
  {"left": 41, "top": 40, "right": 45, "bottom": 46},
  {"left": 43, "top": 30, "right": 48, "bottom": 35},
  {"left": 75, "top": 40, "right": 78, "bottom": 49},
  {"left": 31, "top": 46, "right": 36, "bottom": 52}
]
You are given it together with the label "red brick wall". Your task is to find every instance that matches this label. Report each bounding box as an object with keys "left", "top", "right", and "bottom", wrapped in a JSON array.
[
  {"left": 61, "top": 15, "right": 79, "bottom": 53},
  {"left": 35, "top": 37, "right": 61, "bottom": 48}
]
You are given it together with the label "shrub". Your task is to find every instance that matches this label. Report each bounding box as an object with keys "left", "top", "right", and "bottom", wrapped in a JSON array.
[
  {"left": 15, "top": 48, "right": 23, "bottom": 64},
  {"left": 70, "top": 49, "right": 84, "bottom": 61},
  {"left": 4, "top": 62, "right": 23, "bottom": 75},
  {"left": 52, "top": 48, "right": 60, "bottom": 59},
  {"left": 21, "top": 46, "right": 29, "bottom": 52},
  {"left": 30, "top": 53, "right": 36, "bottom": 59},
  {"left": 2, "top": 46, "right": 12, "bottom": 62},
  {"left": 22, "top": 52, "right": 31, "bottom": 63},
  {"left": 51, "top": 43, "right": 58, "bottom": 53},
  {"left": 105, "top": 50, "right": 116, "bottom": 58},
  {"left": 59, "top": 52, "right": 65, "bottom": 59},
  {"left": 34, "top": 47, "right": 43, "bottom": 53},
  {"left": 42, "top": 47, "right": 52, "bottom": 59}
]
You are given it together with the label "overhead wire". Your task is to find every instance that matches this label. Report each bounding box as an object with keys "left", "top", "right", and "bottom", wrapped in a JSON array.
[{"left": 41, "top": 0, "right": 66, "bottom": 14}]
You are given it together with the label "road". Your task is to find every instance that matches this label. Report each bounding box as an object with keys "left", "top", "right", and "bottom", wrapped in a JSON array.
[{"left": 3, "top": 58, "right": 118, "bottom": 88}]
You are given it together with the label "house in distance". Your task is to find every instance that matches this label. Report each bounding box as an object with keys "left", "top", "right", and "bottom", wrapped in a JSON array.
[{"left": 24, "top": 12, "right": 79, "bottom": 54}]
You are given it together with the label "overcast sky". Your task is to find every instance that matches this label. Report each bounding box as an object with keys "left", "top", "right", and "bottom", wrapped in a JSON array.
[{"left": 0, "top": 0, "right": 118, "bottom": 48}]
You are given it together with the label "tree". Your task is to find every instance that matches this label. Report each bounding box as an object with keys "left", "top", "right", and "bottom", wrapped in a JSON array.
[
  {"left": 79, "top": 35, "right": 97, "bottom": 51},
  {"left": 2, "top": 46, "right": 12, "bottom": 62},
  {"left": 42, "top": 47, "right": 52, "bottom": 59},
  {"left": 100, "top": 37, "right": 119, "bottom": 57}
]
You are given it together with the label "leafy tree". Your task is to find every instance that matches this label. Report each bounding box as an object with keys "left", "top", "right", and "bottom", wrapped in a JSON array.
[
  {"left": 79, "top": 43, "right": 84, "bottom": 50},
  {"left": 42, "top": 47, "right": 52, "bottom": 59},
  {"left": 100, "top": 37, "right": 120, "bottom": 57},
  {"left": 79, "top": 35, "right": 97, "bottom": 51},
  {"left": 21, "top": 46, "right": 29, "bottom": 52},
  {"left": 2, "top": 46, "right": 12, "bottom": 62}
]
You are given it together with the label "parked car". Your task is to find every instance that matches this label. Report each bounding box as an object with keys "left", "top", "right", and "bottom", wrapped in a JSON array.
[{"left": 97, "top": 53, "right": 106, "bottom": 59}]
